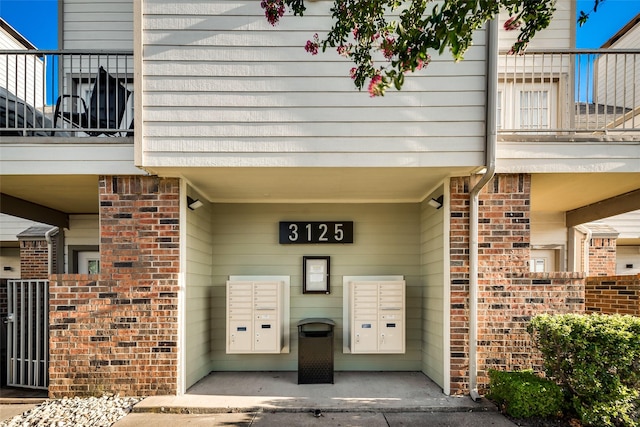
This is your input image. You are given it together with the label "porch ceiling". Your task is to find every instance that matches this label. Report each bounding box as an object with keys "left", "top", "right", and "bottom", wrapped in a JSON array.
[
  {"left": 161, "top": 167, "right": 474, "bottom": 203},
  {"left": 531, "top": 173, "right": 640, "bottom": 213},
  {"left": 0, "top": 175, "right": 99, "bottom": 215},
  {"left": 1, "top": 171, "right": 637, "bottom": 226}
]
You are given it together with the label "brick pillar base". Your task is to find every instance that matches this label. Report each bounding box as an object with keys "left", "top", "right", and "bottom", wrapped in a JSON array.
[
  {"left": 48, "top": 176, "right": 180, "bottom": 397},
  {"left": 449, "top": 174, "right": 585, "bottom": 395}
]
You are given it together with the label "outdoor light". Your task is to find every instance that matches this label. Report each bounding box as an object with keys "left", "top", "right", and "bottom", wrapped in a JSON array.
[
  {"left": 428, "top": 195, "right": 444, "bottom": 209},
  {"left": 187, "top": 196, "right": 204, "bottom": 210}
]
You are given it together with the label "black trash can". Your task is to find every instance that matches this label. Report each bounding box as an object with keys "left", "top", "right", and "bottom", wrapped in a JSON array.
[{"left": 297, "top": 318, "right": 335, "bottom": 384}]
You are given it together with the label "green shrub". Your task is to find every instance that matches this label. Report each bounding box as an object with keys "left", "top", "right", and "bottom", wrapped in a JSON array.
[
  {"left": 528, "top": 313, "right": 640, "bottom": 427},
  {"left": 487, "top": 369, "right": 564, "bottom": 419}
]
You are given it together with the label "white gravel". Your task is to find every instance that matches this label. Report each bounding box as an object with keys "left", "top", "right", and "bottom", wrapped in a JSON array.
[{"left": 1, "top": 395, "right": 142, "bottom": 427}]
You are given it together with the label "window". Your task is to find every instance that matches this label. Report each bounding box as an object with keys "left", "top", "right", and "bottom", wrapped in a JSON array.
[
  {"left": 497, "top": 81, "right": 558, "bottom": 131},
  {"left": 530, "top": 258, "right": 546, "bottom": 273},
  {"left": 520, "top": 90, "right": 549, "bottom": 129}
]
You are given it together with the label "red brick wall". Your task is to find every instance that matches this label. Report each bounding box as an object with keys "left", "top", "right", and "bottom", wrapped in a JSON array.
[
  {"left": 589, "top": 237, "right": 617, "bottom": 276},
  {"left": 586, "top": 275, "right": 640, "bottom": 316},
  {"left": 449, "top": 174, "right": 585, "bottom": 395},
  {"left": 20, "top": 240, "right": 49, "bottom": 279},
  {"left": 48, "top": 175, "right": 180, "bottom": 397}
]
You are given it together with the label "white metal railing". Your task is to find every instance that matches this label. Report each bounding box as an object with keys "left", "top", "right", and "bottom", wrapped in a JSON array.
[
  {"left": 6, "top": 279, "right": 49, "bottom": 389},
  {"left": 0, "top": 50, "right": 133, "bottom": 137},
  {"left": 498, "top": 49, "right": 639, "bottom": 136}
]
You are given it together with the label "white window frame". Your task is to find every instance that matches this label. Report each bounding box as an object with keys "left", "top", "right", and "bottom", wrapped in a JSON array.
[{"left": 498, "top": 81, "right": 558, "bottom": 131}]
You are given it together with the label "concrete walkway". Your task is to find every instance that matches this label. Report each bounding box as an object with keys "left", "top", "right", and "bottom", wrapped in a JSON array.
[
  {"left": 116, "top": 372, "right": 518, "bottom": 425},
  {"left": 2, "top": 372, "right": 520, "bottom": 426},
  {"left": 132, "top": 372, "right": 495, "bottom": 413}
]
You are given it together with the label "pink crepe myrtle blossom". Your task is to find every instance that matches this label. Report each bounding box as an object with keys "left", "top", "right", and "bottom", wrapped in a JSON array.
[
  {"left": 368, "top": 74, "right": 385, "bottom": 97},
  {"left": 381, "top": 36, "right": 395, "bottom": 60},
  {"left": 305, "top": 33, "right": 320, "bottom": 55},
  {"left": 261, "top": 0, "right": 285, "bottom": 26},
  {"left": 337, "top": 44, "right": 351, "bottom": 57},
  {"left": 350, "top": 67, "right": 358, "bottom": 79},
  {"left": 503, "top": 16, "right": 522, "bottom": 31}
]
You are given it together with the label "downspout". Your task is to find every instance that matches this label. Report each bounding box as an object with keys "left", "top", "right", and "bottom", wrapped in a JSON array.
[
  {"left": 45, "top": 227, "right": 59, "bottom": 276},
  {"left": 468, "top": 17, "right": 498, "bottom": 401}
]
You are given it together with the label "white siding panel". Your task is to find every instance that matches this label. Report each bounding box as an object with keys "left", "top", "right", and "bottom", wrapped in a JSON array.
[
  {"left": 0, "top": 49, "right": 45, "bottom": 108},
  {"left": 498, "top": 0, "right": 573, "bottom": 51},
  {"left": 143, "top": 121, "right": 485, "bottom": 138},
  {"left": 531, "top": 211, "right": 567, "bottom": 247},
  {"left": 62, "top": 0, "right": 133, "bottom": 50},
  {"left": 616, "top": 246, "right": 640, "bottom": 275},
  {"left": 0, "top": 248, "right": 20, "bottom": 279},
  {"left": 419, "top": 187, "right": 447, "bottom": 391},
  {"left": 141, "top": 0, "right": 487, "bottom": 168},
  {"left": 497, "top": 141, "right": 640, "bottom": 173},
  {"left": 0, "top": 143, "right": 142, "bottom": 175},
  {"left": 185, "top": 191, "right": 213, "bottom": 389},
  {"left": 144, "top": 90, "right": 486, "bottom": 108}
]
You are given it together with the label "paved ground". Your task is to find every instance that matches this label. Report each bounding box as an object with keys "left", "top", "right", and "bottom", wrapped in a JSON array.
[
  {"left": 1, "top": 373, "right": 520, "bottom": 426},
  {"left": 113, "top": 411, "right": 518, "bottom": 426}
]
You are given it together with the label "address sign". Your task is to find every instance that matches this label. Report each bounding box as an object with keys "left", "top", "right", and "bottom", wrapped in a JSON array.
[{"left": 279, "top": 221, "right": 354, "bottom": 244}]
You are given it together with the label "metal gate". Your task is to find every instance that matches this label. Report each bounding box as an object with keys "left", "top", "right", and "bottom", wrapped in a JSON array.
[{"left": 5, "top": 280, "right": 48, "bottom": 389}]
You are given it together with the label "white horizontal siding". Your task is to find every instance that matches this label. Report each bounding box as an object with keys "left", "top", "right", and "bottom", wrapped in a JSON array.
[
  {"left": 0, "top": 214, "right": 50, "bottom": 242},
  {"left": 498, "top": 0, "right": 573, "bottom": 51},
  {"left": 531, "top": 211, "right": 567, "bottom": 246},
  {"left": 0, "top": 27, "right": 45, "bottom": 108},
  {"left": 141, "top": 0, "right": 487, "bottom": 168},
  {"left": 497, "top": 141, "right": 640, "bottom": 173},
  {"left": 0, "top": 142, "right": 143, "bottom": 175},
  {"left": 595, "top": 51, "right": 640, "bottom": 111},
  {"left": 62, "top": 0, "right": 133, "bottom": 49}
]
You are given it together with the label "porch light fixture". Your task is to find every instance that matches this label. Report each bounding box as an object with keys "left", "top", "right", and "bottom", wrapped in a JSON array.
[
  {"left": 428, "top": 195, "right": 444, "bottom": 209},
  {"left": 187, "top": 196, "right": 203, "bottom": 210}
]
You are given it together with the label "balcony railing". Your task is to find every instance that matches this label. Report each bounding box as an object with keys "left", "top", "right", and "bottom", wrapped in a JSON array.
[
  {"left": 1, "top": 50, "right": 133, "bottom": 137},
  {"left": 1, "top": 49, "right": 638, "bottom": 139},
  {"left": 498, "top": 49, "right": 639, "bottom": 137}
]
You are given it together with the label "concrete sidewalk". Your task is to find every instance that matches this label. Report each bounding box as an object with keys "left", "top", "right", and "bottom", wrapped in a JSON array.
[
  {"left": 1, "top": 372, "right": 520, "bottom": 426},
  {"left": 114, "top": 372, "right": 517, "bottom": 426},
  {"left": 114, "top": 410, "right": 518, "bottom": 426},
  {"left": 132, "top": 372, "right": 495, "bottom": 413}
]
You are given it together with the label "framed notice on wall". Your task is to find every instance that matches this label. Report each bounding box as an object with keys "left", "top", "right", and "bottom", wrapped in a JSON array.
[{"left": 303, "top": 256, "right": 330, "bottom": 294}]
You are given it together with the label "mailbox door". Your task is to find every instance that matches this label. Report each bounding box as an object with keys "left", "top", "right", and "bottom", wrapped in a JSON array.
[
  {"left": 229, "top": 320, "right": 252, "bottom": 352},
  {"left": 379, "top": 315, "right": 404, "bottom": 353}
]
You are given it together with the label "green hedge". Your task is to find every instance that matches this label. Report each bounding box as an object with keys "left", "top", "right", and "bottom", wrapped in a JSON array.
[
  {"left": 528, "top": 313, "right": 640, "bottom": 427},
  {"left": 487, "top": 370, "right": 564, "bottom": 418}
]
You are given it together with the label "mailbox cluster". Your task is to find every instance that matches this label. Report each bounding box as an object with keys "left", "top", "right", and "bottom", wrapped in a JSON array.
[
  {"left": 349, "top": 281, "right": 405, "bottom": 354},
  {"left": 226, "top": 280, "right": 284, "bottom": 354},
  {"left": 225, "top": 279, "right": 406, "bottom": 355}
]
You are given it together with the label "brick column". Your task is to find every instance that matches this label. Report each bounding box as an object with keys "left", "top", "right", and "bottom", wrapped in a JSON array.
[
  {"left": 449, "top": 174, "right": 584, "bottom": 395},
  {"left": 19, "top": 240, "right": 49, "bottom": 279},
  {"left": 589, "top": 236, "right": 618, "bottom": 276},
  {"left": 18, "top": 227, "right": 59, "bottom": 279},
  {"left": 49, "top": 175, "right": 180, "bottom": 397}
]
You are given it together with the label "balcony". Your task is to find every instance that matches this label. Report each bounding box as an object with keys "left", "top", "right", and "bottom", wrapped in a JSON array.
[
  {"left": 1, "top": 49, "right": 638, "bottom": 142},
  {"left": 498, "top": 48, "right": 640, "bottom": 141},
  {"left": 1, "top": 50, "right": 133, "bottom": 140}
]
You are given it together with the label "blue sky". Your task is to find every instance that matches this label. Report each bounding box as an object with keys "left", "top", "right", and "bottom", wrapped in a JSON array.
[{"left": 0, "top": 0, "right": 638, "bottom": 49}]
